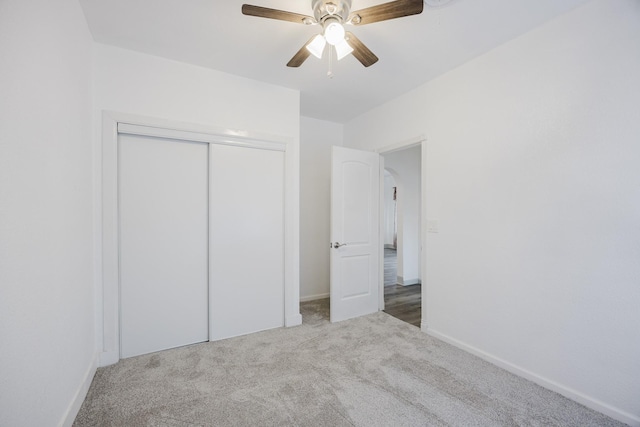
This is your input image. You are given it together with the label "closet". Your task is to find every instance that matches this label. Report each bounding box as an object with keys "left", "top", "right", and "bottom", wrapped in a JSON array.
[{"left": 117, "top": 124, "right": 285, "bottom": 358}]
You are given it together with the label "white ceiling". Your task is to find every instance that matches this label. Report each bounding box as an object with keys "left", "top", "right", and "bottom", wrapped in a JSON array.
[{"left": 79, "top": 0, "right": 589, "bottom": 123}]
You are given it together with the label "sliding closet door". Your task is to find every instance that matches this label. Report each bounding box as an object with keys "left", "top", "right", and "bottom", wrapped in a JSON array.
[
  {"left": 209, "top": 145, "right": 285, "bottom": 340},
  {"left": 119, "top": 134, "right": 209, "bottom": 358}
]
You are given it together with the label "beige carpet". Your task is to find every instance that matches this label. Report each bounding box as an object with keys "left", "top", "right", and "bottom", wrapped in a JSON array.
[{"left": 74, "top": 299, "right": 624, "bottom": 426}]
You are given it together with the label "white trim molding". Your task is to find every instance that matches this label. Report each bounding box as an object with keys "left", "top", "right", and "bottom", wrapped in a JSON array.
[
  {"left": 60, "top": 354, "right": 97, "bottom": 427},
  {"left": 376, "top": 134, "right": 426, "bottom": 155},
  {"left": 420, "top": 141, "right": 428, "bottom": 334},
  {"left": 300, "top": 293, "right": 330, "bottom": 302},
  {"left": 377, "top": 135, "right": 428, "bottom": 323},
  {"left": 397, "top": 276, "right": 421, "bottom": 286},
  {"left": 99, "top": 111, "right": 300, "bottom": 366},
  {"left": 425, "top": 328, "right": 640, "bottom": 427},
  {"left": 117, "top": 123, "right": 287, "bottom": 152}
]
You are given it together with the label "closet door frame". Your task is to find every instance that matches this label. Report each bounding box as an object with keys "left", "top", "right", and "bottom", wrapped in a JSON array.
[{"left": 98, "top": 111, "right": 301, "bottom": 367}]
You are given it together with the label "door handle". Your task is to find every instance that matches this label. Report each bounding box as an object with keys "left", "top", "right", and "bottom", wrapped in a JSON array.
[{"left": 333, "top": 242, "right": 347, "bottom": 249}]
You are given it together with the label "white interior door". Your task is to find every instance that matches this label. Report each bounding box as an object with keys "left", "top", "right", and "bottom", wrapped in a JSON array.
[
  {"left": 119, "top": 134, "right": 209, "bottom": 358},
  {"left": 330, "top": 146, "right": 380, "bottom": 322},
  {"left": 209, "top": 144, "right": 285, "bottom": 340}
]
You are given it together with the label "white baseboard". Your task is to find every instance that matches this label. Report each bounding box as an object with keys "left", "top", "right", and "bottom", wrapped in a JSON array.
[
  {"left": 300, "top": 292, "right": 329, "bottom": 302},
  {"left": 285, "top": 313, "right": 302, "bottom": 327},
  {"left": 99, "top": 350, "right": 119, "bottom": 367},
  {"left": 60, "top": 353, "right": 97, "bottom": 427},
  {"left": 397, "top": 276, "right": 421, "bottom": 286},
  {"left": 424, "top": 328, "right": 640, "bottom": 427}
]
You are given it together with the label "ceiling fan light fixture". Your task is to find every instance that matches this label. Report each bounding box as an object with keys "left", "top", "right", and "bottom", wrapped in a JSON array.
[
  {"left": 324, "top": 19, "right": 346, "bottom": 46},
  {"left": 306, "top": 34, "right": 327, "bottom": 58},
  {"left": 243, "top": 0, "right": 423, "bottom": 69},
  {"left": 335, "top": 39, "right": 354, "bottom": 60},
  {"left": 325, "top": 2, "right": 338, "bottom": 15}
]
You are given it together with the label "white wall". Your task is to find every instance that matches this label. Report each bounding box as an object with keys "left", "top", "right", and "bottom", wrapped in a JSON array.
[
  {"left": 383, "top": 172, "right": 396, "bottom": 247},
  {"left": 92, "top": 44, "right": 301, "bottom": 363},
  {"left": 383, "top": 146, "right": 422, "bottom": 284},
  {"left": 93, "top": 44, "right": 300, "bottom": 137},
  {"left": 0, "top": 0, "right": 96, "bottom": 425},
  {"left": 300, "top": 116, "right": 343, "bottom": 301},
  {"left": 344, "top": 0, "right": 640, "bottom": 424}
]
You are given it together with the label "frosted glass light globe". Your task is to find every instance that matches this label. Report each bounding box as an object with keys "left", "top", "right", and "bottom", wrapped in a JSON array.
[
  {"left": 324, "top": 20, "right": 345, "bottom": 46},
  {"left": 306, "top": 34, "right": 327, "bottom": 59}
]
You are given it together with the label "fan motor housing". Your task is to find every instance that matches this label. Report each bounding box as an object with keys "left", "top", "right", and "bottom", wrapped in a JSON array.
[{"left": 312, "top": 0, "right": 352, "bottom": 23}]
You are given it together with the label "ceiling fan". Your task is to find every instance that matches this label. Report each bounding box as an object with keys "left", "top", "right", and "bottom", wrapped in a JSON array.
[{"left": 241, "top": 0, "right": 424, "bottom": 68}]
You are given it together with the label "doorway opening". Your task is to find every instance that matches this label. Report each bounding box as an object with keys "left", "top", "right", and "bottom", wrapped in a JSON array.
[{"left": 381, "top": 145, "right": 422, "bottom": 327}]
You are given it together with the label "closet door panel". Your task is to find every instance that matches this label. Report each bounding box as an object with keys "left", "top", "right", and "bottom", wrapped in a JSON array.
[
  {"left": 119, "top": 134, "right": 209, "bottom": 358},
  {"left": 210, "top": 145, "right": 285, "bottom": 340}
]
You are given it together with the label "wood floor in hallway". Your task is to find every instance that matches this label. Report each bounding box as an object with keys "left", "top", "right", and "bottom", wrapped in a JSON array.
[{"left": 383, "top": 248, "right": 421, "bottom": 327}]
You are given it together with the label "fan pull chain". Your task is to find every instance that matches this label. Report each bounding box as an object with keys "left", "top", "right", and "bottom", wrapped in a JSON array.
[{"left": 327, "top": 45, "right": 334, "bottom": 79}]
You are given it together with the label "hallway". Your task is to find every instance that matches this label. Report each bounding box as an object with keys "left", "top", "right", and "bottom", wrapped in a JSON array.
[{"left": 383, "top": 248, "right": 421, "bottom": 327}]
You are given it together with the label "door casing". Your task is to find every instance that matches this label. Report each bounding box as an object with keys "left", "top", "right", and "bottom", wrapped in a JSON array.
[
  {"left": 329, "top": 136, "right": 426, "bottom": 324},
  {"left": 98, "top": 111, "right": 301, "bottom": 367},
  {"left": 376, "top": 137, "right": 427, "bottom": 322}
]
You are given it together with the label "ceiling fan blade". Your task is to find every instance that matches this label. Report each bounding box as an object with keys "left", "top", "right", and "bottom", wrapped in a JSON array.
[
  {"left": 348, "top": 0, "right": 423, "bottom": 25},
  {"left": 345, "top": 32, "right": 379, "bottom": 67},
  {"left": 242, "top": 4, "right": 315, "bottom": 25},
  {"left": 286, "top": 36, "right": 316, "bottom": 67}
]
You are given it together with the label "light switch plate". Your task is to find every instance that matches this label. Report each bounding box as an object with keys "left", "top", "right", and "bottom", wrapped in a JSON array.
[{"left": 427, "top": 219, "right": 439, "bottom": 233}]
